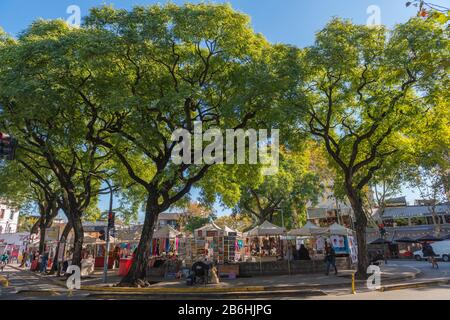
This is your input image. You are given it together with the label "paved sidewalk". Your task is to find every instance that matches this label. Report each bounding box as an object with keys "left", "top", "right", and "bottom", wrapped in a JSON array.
[
  {"left": 6, "top": 263, "right": 422, "bottom": 294},
  {"left": 36, "top": 265, "right": 422, "bottom": 292},
  {"left": 0, "top": 265, "right": 74, "bottom": 299}
]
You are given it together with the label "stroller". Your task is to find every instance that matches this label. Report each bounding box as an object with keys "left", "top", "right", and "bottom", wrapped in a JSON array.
[{"left": 190, "top": 261, "right": 210, "bottom": 286}]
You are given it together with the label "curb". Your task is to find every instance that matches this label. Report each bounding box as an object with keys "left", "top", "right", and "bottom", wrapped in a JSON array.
[
  {"left": 81, "top": 271, "right": 421, "bottom": 295},
  {"left": 378, "top": 278, "right": 450, "bottom": 292},
  {"left": 87, "top": 289, "right": 327, "bottom": 299},
  {"left": 80, "top": 269, "right": 421, "bottom": 294},
  {"left": 6, "top": 264, "right": 422, "bottom": 296}
]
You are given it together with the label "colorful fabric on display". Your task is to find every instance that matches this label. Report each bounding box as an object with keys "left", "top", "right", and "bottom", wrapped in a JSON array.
[
  {"left": 175, "top": 238, "right": 179, "bottom": 250},
  {"left": 237, "top": 240, "right": 244, "bottom": 249},
  {"left": 156, "top": 239, "right": 160, "bottom": 255}
]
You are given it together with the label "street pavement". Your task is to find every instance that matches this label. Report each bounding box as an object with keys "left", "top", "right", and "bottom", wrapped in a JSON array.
[
  {"left": 0, "top": 260, "right": 449, "bottom": 300},
  {"left": 318, "top": 285, "right": 450, "bottom": 300},
  {"left": 305, "top": 259, "right": 450, "bottom": 300},
  {"left": 0, "top": 265, "right": 87, "bottom": 300}
]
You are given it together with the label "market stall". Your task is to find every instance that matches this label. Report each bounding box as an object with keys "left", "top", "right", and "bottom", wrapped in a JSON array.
[
  {"left": 324, "top": 223, "right": 353, "bottom": 255},
  {"left": 193, "top": 223, "right": 241, "bottom": 264},
  {"left": 245, "top": 221, "right": 286, "bottom": 271},
  {"left": 151, "top": 224, "right": 181, "bottom": 257},
  {"left": 287, "top": 222, "right": 356, "bottom": 262},
  {"left": 82, "top": 233, "right": 116, "bottom": 269}
]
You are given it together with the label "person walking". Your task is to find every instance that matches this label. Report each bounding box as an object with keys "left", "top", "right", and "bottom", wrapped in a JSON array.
[
  {"left": 422, "top": 242, "right": 439, "bottom": 269},
  {"left": 0, "top": 252, "right": 9, "bottom": 272},
  {"left": 324, "top": 242, "right": 338, "bottom": 276},
  {"left": 26, "top": 251, "right": 33, "bottom": 268},
  {"left": 19, "top": 250, "right": 27, "bottom": 268},
  {"left": 40, "top": 251, "right": 49, "bottom": 273}
]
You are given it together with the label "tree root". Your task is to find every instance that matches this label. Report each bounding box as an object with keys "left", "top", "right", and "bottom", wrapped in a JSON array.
[{"left": 115, "top": 279, "right": 153, "bottom": 288}]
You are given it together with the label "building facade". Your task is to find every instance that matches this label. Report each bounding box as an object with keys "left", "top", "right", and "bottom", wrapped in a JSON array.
[
  {"left": 367, "top": 202, "right": 450, "bottom": 243},
  {"left": 0, "top": 202, "right": 19, "bottom": 234},
  {"left": 306, "top": 181, "right": 356, "bottom": 229}
]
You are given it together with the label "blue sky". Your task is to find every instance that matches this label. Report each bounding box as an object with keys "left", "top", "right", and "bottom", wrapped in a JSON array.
[{"left": 2, "top": 0, "right": 445, "bottom": 218}]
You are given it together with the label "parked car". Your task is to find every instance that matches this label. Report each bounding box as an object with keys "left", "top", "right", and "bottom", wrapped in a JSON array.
[{"left": 414, "top": 240, "right": 450, "bottom": 262}]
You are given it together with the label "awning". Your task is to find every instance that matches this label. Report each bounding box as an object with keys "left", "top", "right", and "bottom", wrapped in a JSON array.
[
  {"left": 288, "top": 221, "right": 327, "bottom": 236},
  {"left": 326, "top": 222, "right": 353, "bottom": 236},
  {"left": 246, "top": 220, "right": 286, "bottom": 236},
  {"left": 370, "top": 238, "right": 391, "bottom": 245},
  {"left": 415, "top": 234, "right": 443, "bottom": 242}
]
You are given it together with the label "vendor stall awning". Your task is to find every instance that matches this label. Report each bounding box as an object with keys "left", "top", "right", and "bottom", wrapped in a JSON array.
[
  {"left": 246, "top": 220, "right": 285, "bottom": 236},
  {"left": 288, "top": 221, "right": 327, "bottom": 236},
  {"left": 326, "top": 223, "right": 353, "bottom": 236},
  {"left": 195, "top": 222, "right": 223, "bottom": 233}
]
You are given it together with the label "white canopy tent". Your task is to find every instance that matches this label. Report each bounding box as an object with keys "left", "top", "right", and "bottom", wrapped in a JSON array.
[
  {"left": 195, "top": 222, "right": 223, "bottom": 234},
  {"left": 288, "top": 221, "right": 327, "bottom": 236},
  {"left": 325, "top": 222, "right": 353, "bottom": 236},
  {"left": 246, "top": 220, "right": 286, "bottom": 236},
  {"left": 223, "top": 225, "right": 244, "bottom": 238}
]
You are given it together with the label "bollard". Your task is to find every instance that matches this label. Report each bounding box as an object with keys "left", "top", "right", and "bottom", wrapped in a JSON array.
[
  {"left": 351, "top": 273, "right": 356, "bottom": 294},
  {"left": 0, "top": 277, "right": 8, "bottom": 288}
]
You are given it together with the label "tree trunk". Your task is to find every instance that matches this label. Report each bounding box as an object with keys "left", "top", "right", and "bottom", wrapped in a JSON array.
[
  {"left": 71, "top": 214, "right": 84, "bottom": 267},
  {"left": 38, "top": 219, "right": 46, "bottom": 254},
  {"left": 51, "top": 222, "right": 72, "bottom": 275},
  {"left": 120, "top": 196, "right": 159, "bottom": 286},
  {"left": 346, "top": 187, "right": 369, "bottom": 280}
]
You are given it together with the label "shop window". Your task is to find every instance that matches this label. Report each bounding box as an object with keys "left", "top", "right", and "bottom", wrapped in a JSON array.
[
  {"left": 445, "top": 215, "right": 450, "bottom": 224},
  {"left": 382, "top": 219, "right": 394, "bottom": 227},
  {"left": 394, "top": 218, "right": 409, "bottom": 227},
  {"left": 410, "top": 217, "right": 427, "bottom": 226}
]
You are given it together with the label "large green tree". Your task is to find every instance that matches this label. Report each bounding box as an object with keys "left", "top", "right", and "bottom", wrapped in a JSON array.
[
  {"left": 234, "top": 147, "right": 322, "bottom": 228},
  {"left": 60, "top": 4, "right": 284, "bottom": 285},
  {"left": 287, "top": 17, "right": 448, "bottom": 278},
  {"left": 0, "top": 22, "right": 114, "bottom": 267}
]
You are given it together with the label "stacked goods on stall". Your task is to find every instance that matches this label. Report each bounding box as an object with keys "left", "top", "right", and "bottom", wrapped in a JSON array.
[
  {"left": 194, "top": 223, "right": 225, "bottom": 263},
  {"left": 177, "top": 235, "right": 194, "bottom": 264},
  {"left": 223, "top": 226, "right": 238, "bottom": 263}
]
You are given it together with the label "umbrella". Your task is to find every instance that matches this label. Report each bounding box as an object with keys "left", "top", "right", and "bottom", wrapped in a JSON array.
[
  {"left": 415, "top": 234, "right": 443, "bottom": 242},
  {"left": 393, "top": 236, "right": 417, "bottom": 243},
  {"left": 370, "top": 238, "right": 391, "bottom": 245}
]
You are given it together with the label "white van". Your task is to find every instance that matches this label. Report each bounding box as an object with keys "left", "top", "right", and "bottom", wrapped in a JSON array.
[{"left": 414, "top": 240, "right": 450, "bottom": 262}]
